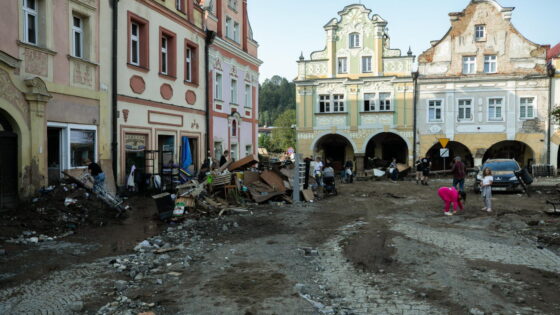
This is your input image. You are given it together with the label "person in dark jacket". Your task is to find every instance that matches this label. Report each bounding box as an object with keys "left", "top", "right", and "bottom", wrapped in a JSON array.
[
  {"left": 450, "top": 156, "right": 466, "bottom": 192},
  {"left": 219, "top": 150, "right": 229, "bottom": 167}
]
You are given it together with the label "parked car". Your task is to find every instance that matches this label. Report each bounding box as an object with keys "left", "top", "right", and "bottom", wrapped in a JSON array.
[{"left": 474, "top": 159, "right": 524, "bottom": 193}]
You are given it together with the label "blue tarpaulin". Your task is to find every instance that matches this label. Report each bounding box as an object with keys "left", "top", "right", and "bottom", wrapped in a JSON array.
[{"left": 180, "top": 136, "right": 193, "bottom": 182}]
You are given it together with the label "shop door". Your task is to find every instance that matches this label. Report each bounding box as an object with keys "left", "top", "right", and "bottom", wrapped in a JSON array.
[{"left": 0, "top": 131, "right": 17, "bottom": 209}]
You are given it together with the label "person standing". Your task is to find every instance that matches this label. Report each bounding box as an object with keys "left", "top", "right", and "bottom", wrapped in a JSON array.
[
  {"left": 415, "top": 158, "right": 423, "bottom": 184},
  {"left": 450, "top": 156, "right": 466, "bottom": 192},
  {"left": 85, "top": 159, "right": 105, "bottom": 193},
  {"left": 389, "top": 158, "right": 399, "bottom": 182},
  {"left": 344, "top": 160, "right": 354, "bottom": 183},
  {"left": 438, "top": 186, "right": 465, "bottom": 216},
  {"left": 314, "top": 157, "right": 324, "bottom": 187},
  {"left": 420, "top": 155, "right": 432, "bottom": 185},
  {"left": 219, "top": 150, "right": 229, "bottom": 167},
  {"left": 480, "top": 167, "right": 493, "bottom": 212}
]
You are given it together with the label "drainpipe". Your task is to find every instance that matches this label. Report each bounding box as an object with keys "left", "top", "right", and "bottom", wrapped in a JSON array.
[
  {"left": 205, "top": 30, "right": 216, "bottom": 158},
  {"left": 111, "top": 0, "right": 119, "bottom": 182},
  {"left": 547, "top": 64, "right": 556, "bottom": 165},
  {"left": 412, "top": 71, "right": 419, "bottom": 164}
]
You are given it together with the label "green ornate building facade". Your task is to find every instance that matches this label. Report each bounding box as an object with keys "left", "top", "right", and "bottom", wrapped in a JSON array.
[{"left": 295, "top": 4, "right": 415, "bottom": 172}]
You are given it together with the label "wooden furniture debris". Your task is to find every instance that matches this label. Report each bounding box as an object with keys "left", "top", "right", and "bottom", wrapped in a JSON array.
[{"left": 228, "top": 154, "right": 258, "bottom": 171}]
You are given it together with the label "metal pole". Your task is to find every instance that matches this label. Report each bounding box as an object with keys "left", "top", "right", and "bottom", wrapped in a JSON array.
[
  {"left": 547, "top": 65, "right": 555, "bottom": 165},
  {"left": 412, "top": 71, "right": 419, "bottom": 164},
  {"left": 293, "top": 153, "right": 302, "bottom": 202}
]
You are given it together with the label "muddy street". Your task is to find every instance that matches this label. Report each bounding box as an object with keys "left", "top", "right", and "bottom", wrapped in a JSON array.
[{"left": 2, "top": 179, "right": 560, "bottom": 314}]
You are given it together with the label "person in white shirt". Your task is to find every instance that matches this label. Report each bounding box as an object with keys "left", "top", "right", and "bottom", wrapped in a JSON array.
[
  {"left": 314, "top": 157, "right": 324, "bottom": 186},
  {"left": 480, "top": 167, "right": 493, "bottom": 212}
]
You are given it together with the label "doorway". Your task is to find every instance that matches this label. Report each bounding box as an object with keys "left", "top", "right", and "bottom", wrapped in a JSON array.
[
  {"left": 0, "top": 110, "right": 18, "bottom": 209},
  {"left": 48, "top": 127, "right": 63, "bottom": 184}
]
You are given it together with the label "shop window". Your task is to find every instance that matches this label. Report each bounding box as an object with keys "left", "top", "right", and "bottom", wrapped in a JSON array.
[{"left": 70, "top": 129, "right": 96, "bottom": 167}]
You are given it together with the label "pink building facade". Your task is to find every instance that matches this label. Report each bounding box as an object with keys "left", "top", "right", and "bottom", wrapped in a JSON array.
[{"left": 203, "top": 0, "right": 261, "bottom": 162}]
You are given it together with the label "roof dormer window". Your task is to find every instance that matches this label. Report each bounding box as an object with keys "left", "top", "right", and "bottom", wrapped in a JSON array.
[{"left": 349, "top": 33, "right": 360, "bottom": 48}]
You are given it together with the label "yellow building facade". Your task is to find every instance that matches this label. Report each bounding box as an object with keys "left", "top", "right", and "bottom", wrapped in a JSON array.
[
  {"left": 0, "top": 0, "right": 111, "bottom": 206},
  {"left": 295, "top": 4, "right": 415, "bottom": 173}
]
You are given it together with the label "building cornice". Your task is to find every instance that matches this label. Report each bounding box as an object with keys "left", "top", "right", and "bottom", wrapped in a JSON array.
[{"left": 212, "top": 37, "right": 263, "bottom": 66}]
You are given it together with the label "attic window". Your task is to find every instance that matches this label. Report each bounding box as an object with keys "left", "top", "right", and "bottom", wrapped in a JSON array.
[
  {"left": 349, "top": 33, "right": 360, "bottom": 48},
  {"left": 475, "top": 25, "right": 485, "bottom": 40}
]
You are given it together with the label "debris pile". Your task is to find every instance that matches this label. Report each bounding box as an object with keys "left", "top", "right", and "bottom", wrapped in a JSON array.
[
  {"left": 0, "top": 181, "right": 124, "bottom": 239},
  {"left": 153, "top": 154, "right": 305, "bottom": 222}
]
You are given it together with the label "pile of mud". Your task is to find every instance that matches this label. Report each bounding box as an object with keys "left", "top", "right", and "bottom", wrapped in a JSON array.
[{"left": 0, "top": 182, "right": 123, "bottom": 239}]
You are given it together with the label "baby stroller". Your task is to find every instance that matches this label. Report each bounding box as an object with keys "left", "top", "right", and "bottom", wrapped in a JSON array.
[{"left": 322, "top": 166, "right": 337, "bottom": 195}]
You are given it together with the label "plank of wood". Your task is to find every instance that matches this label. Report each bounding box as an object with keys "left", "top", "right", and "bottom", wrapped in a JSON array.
[
  {"left": 302, "top": 189, "right": 315, "bottom": 202},
  {"left": 228, "top": 154, "right": 259, "bottom": 171},
  {"left": 153, "top": 247, "right": 179, "bottom": 254},
  {"left": 260, "top": 170, "right": 286, "bottom": 193}
]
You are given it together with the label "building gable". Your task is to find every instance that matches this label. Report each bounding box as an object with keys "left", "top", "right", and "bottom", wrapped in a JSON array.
[{"left": 419, "top": 0, "right": 547, "bottom": 77}]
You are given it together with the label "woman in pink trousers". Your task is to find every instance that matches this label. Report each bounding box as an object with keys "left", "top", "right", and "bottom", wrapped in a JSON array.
[{"left": 438, "top": 187, "right": 466, "bottom": 216}]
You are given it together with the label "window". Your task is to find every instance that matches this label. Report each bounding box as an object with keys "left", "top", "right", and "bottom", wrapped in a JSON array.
[
  {"left": 130, "top": 22, "right": 140, "bottom": 66},
  {"left": 337, "top": 57, "right": 347, "bottom": 74},
  {"left": 475, "top": 25, "right": 485, "bottom": 40},
  {"left": 520, "top": 97, "right": 535, "bottom": 119},
  {"left": 458, "top": 99, "right": 472, "bottom": 121},
  {"left": 231, "top": 143, "right": 238, "bottom": 160},
  {"left": 72, "top": 16, "right": 83, "bottom": 58},
  {"left": 349, "top": 33, "right": 360, "bottom": 48},
  {"left": 488, "top": 98, "right": 503, "bottom": 121},
  {"left": 379, "top": 93, "right": 391, "bottom": 111},
  {"left": 185, "top": 47, "right": 192, "bottom": 82},
  {"left": 159, "top": 28, "right": 176, "bottom": 77},
  {"left": 364, "top": 93, "right": 375, "bottom": 112},
  {"left": 226, "top": 17, "right": 232, "bottom": 39},
  {"left": 333, "top": 94, "right": 345, "bottom": 112},
  {"left": 214, "top": 142, "right": 223, "bottom": 161},
  {"left": 362, "top": 56, "right": 372, "bottom": 73},
  {"left": 161, "top": 36, "right": 168, "bottom": 75},
  {"left": 463, "top": 56, "right": 476, "bottom": 74},
  {"left": 233, "top": 22, "right": 240, "bottom": 43},
  {"left": 176, "top": 0, "right": 183, "bottom": 11},
  {"left": 245, "top": 84, "right": 252, "bottom": 107},
  {"left": 484, "top": 55, "right": 497, "bottom": 73},
  {"left": 319, "top": 95, "right": 330, "bottom": 113},
  {"left": 228, "top": 0, "right": 237, "bottom": 10},
  {"left": 231, "top": 79, "right": 237, "bottom": 104},
  {"left": 245, "top": 145, "right": 252, "bottom": 157},
  {"left": 232, "top": 120, "right": 237, "bottom": 137},
  {"left": 215, "top": 73, "right": 223, "bottom": 100},
  {"left": 428, "top": 100, "right": 442, "bottom": 122},
  {"left": 70, "top": 129, "right": 96, "bottom": 167},
  {"left": 128, "top": 12, "right": 149, "bottom": 68},
  {"left": 23, "top": 0, "right": 38, "bottom": 45},
  {"left": 185, "top": 41, "right": 199, "bottom": 85}
]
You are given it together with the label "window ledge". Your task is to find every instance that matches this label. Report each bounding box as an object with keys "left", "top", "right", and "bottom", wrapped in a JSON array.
[
  {"left": 67, "top": 55, "right": 98, "bottom": 66},
  {"left": 17, "top": 40, "right": 57, "bottom": 56},
  {"left": 184, "top": 80, "right": 199, "bottom": 88},
  {"left": 159, "top": 73, "right": 177, "bottom": 81},
  {"left": 361, "top": 111, "right": 395, "bottom": 114},
  {"left": 316, "top": 112, "right": 347, "bottom": 115},
  {"left": 127, "top": 63, "right": 149, "bottom": 73}
]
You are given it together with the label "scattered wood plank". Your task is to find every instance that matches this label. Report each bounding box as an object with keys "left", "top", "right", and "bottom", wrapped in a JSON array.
[
  {"left": 302, "top": 189, "right": 315, "bottom": 202},
  {"left": 228, "top": 154, "right": 259, "bottom": 171},
  {"left": 260, "top": 170, "right": 286, "bottom": 193},
  {"left": 153, "top": 247, "right": 179, "bottom": 254}
]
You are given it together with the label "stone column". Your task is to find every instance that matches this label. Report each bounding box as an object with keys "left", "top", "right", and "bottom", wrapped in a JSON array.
[
  {"left": 355, "top": 153, "right": 365, "bottom": 176},
  {"left": 24, "top": 78, "right": 51, "bottom": 195}
]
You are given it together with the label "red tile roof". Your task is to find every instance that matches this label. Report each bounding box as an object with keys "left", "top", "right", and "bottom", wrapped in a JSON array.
[{"left": 547, "top": 43, "right": 560, "bottom": 61}]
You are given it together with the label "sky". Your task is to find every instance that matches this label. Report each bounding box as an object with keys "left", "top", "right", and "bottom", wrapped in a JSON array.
[{"left": 248, "top": 0, "right": 560, "bottom": 83}]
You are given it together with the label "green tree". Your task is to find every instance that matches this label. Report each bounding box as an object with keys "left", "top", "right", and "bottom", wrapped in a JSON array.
[
  {"left": 270, "top": 109, "right": 296, "bottom": 152},
  {"left": 258, "top": 133, "right": 272, "bottom": 151},
  {"left": 258, "top": 76, "right": 295, "bottom": 126}
]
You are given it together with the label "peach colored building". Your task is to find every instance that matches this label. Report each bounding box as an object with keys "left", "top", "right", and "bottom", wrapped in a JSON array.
[
  {"left": 0, "top": 0, "right": 111, "bottom": 206},
  {"left": 116, "top": 0, "right": 207, "bottom": 185},
  {"left": 203, "top": 0, "right": 262, "bottom": 162}
]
